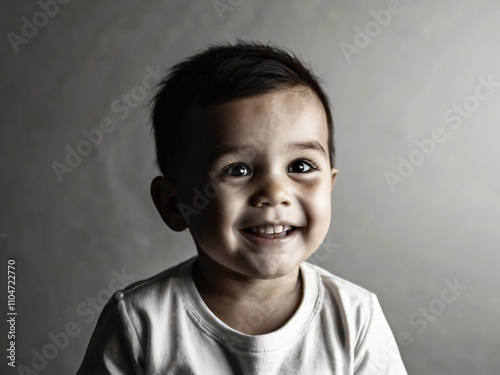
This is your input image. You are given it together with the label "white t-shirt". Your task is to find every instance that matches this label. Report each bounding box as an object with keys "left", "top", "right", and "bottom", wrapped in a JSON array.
[{"left": 77, "top": 257, "right": 407, "bottom": 374}]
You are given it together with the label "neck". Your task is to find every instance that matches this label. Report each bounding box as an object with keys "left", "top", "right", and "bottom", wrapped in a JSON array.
[{"left": 192, "top": 254, "right": 303, "bottom": 335}]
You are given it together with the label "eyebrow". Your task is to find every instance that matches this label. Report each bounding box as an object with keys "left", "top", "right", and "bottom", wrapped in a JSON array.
[
  {"left": 288, "top": 140, "right": 327, "bottom": 158},
  {"left": 206, "top": 140, "right": 327, "bottom": 167},
  {"left": 206, "top": 145, "right": 252, "bottom": 168}
]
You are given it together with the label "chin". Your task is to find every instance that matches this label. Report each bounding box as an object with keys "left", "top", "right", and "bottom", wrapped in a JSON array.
[{"left": 241, "top": 255, "right": 303, "bottom": 279}]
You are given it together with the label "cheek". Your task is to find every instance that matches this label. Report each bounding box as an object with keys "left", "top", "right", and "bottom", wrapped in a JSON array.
[
  {"left": 306, "top": 195, "right": 331, "bottom": 230},
  {"left": 191, "top": 186, "right": 242, "bottom": 243},
  {"left": 306, "top": 201, "right": 332, "bottom": 255},
  {"left": 300, "top": 177, "right": 332, "bottom": 234}
]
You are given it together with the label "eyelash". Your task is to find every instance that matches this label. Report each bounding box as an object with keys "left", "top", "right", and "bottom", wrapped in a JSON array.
[
  {"left": 288, "top": 158, "right": 320, "bottom": 173},
  {"left": 219, "top": 158, "right": 320, "bottom": 177}
]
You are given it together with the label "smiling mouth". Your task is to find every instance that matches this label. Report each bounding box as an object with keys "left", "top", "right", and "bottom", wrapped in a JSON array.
[{"left": 242, "top": 225, "right": 299, "bottom": 239}]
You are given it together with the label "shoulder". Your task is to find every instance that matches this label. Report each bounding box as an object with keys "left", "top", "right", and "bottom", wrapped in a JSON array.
[
  {"left": 302, "top": 262, "right": 377, "bottom": 347},
  {"left": 77, "top": 258, "right": 198, "bottom": 374},
  {"left": 111, "top": 257, "right": 195, "bottom": 313},
  {"left": 302, "top": 261, "right": 375, "bottom": 308},
  {"left": 301, "top": 265, "right": 407, "bottom": 372}
]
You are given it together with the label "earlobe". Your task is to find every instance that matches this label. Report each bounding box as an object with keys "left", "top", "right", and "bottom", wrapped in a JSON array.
[
  {"left": 330, "top": 168, "right": 338, "bottom": 191},
  {"left": 150, "top": 176, "right": 189, "bottom": 232}
]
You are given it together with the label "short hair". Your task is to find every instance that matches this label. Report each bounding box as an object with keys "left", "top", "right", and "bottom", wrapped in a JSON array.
[{"left": 150, "top": 40, "right": 335, "bottom": 179}]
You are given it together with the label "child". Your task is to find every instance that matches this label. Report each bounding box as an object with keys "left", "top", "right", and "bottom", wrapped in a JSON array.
[{"left": 77, "top": 41, "right": 407, "bottom": 374}]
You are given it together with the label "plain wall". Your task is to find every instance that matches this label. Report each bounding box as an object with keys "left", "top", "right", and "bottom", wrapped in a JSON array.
[{"left": 1, "top": 0, "right": 499, "bottom": 374}]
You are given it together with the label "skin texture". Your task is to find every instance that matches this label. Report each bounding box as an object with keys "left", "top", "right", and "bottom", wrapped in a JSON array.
[{"left": 151, "top": 87, "right": 338, "bottom": 334}]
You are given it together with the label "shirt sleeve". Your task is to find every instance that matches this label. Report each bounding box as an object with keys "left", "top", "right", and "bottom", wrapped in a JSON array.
[
  {"left": 76, "top": 290, "right": 145, "bottom": 375},
  {"left": 354, "top": 294, "right": 408, "bottom": 375}
]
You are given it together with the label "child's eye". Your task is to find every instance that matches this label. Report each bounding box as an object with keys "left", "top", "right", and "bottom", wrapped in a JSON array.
[
  {"left": 287, "top": 160, "right": 316, "bottom": 173},
  {"left": 221, "top": 163, "right": 251, "bottom": 177}
]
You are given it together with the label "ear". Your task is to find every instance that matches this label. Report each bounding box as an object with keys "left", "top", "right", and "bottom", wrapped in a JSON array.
[
  {"left": 330, "top": 168, "right": 338, "bottom": 191},
  {"left": 150, "top": 176, "right": 189, "bottom": 232}
]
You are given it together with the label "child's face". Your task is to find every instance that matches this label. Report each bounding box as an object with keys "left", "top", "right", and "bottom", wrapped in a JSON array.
[{"left": 178, "top": 88, "right": 337, "bottom": 279}]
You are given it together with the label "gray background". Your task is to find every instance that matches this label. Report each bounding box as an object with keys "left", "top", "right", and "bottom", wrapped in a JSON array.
[{"left": 1, "top": 0, "right": 499, "bottom": 374}]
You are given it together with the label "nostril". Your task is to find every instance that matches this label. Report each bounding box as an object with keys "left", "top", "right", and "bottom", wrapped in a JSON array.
[
  {"left": 250, "top": 187, "right": 292, "bottom": 208},
  {"left": 255, "top": 201, "right": 290, "bottom": 208}
]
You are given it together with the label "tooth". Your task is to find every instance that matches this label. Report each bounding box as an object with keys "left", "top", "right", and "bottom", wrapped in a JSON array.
[
  {"left": 274, "top": 225, "right": 283, "bottom": 233},
  {"left": 265, "top": 226, "right": 273, "bottom": 234},
  {"left": 258, "top": 226, "right": 266, "bottom": 234}
]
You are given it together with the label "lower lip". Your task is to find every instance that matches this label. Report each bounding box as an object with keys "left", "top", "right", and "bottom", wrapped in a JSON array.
[{"left": 240, "top": 227, "right": 301, "bottom": 247}]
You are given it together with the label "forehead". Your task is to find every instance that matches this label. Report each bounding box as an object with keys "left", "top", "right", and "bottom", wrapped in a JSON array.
[{"left": 189, "top": 88, "right": 328, "bottom": 147}]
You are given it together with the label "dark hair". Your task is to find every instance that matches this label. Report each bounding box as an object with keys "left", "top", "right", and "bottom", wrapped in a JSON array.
[{"left": 150, "top": 40, "right": 335, "bottom": 179}]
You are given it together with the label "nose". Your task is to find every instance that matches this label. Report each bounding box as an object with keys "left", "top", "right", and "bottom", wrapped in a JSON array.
[{"left": 249, "top": 173, "right": 292, "bottom": 207}]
